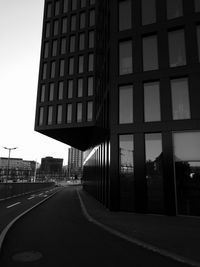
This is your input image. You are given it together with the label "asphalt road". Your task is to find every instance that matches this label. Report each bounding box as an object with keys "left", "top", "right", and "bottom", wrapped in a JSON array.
[{"left": 0, "top": 186, "right": 190, "bottom": 267}]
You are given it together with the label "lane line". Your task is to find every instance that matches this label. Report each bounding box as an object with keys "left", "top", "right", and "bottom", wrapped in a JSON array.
[
  {"left": 6, "top": 202, "right": 21, "bottom": 209},
  {"left": 27, "top": 197, "right": 35, "bottom": 200},
  {"left": 77, "top": 189, "right": 200, "bottom": 267}
]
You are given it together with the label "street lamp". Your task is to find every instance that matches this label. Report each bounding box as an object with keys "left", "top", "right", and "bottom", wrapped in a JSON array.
[{"left": 3, "top": 147, "right": 18, "bottom": 183}]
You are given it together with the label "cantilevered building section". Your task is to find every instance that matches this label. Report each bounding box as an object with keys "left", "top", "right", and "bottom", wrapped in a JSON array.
[{"left": 36, "top": 0, "right": 200, "bottom": 216}]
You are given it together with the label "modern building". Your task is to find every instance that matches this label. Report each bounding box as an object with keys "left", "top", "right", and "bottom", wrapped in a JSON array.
[
  {"left": 35, "top": 0, "right": 200, "bottom": 216},
  {"left": 68, "top": 147, "right": 83, "bottom": 178},
  {"left": 39, "top": 156, "right": 63, "bottom": 174}
]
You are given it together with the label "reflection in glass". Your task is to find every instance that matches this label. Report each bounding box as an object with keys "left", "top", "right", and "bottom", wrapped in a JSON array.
[
  {"left": 62, "top": 17, "right": 67, "bottom": 33},
  {"left": 143, "top": 35, "right": 158, "bottom": 71},
  {"left": 119, "top": 0, "right": 132, "bottom": 31},
  {"left": 167, "top": 0, "right": 183, "bottom": 19},
  {"left": 171, "top": 78, "right": 190, "bottom": 120},
  {"left": 58, "top": 82, "right": 63, "bottom": 100},
  {"left": 67, "top": 104, "right": 72, "bottom": 123},
  {"left": 197, "top": 26, "right": 200, "bottom": 61},
  {"left": 49, "top": 83, "right": 54, "bottom": 101},
  {"left": 87, "top": 101, "right": 93, "bottom": 121},
  {"left": 39, "top": 107, "right": 44, "bottom": 126},
  {"left": 79, "top": 33, "right": 85, "bottom": 50},
  {"left": 47, "top": 106, "right": 53, "bottom": 125},
  {"left": 142, "top": 0, "right": 156, "bottom": 25},
  {"left": 119, "top": 40, "right": 133, "bottom": 75},
  {"left": 88, "top": 77, "right": 93, "bottom": 96},
  {"left": 78, "top": 79, "right": 83, "bottom": 97},
  {"left": 67, "top": 80, "right": 73, "bottom": 98},
  {"left": 168, "top": 29, "right": 186, "bottom": 67},
  {"left": 173, "top": 132, "right": 200, "bottom": 215},
  {"left": 144, "top": 81, "right": 161, "bottom": 122},
  {"left": 119, "top": 135, "right": 134, "bottom": 210},
  {"left": 42, "top": 63, "right": 47, "bottom": 80},
  {"left": 145, "top": 133, "right": 164, "bottom": 213},
  {"left": 40, "top": 85, "right": 45, "bottom": 102},
  {"left": 77, "top": 103, "right": 82, "bottom": 122},
  {"left": 195, "top": 0, "right": 200, "bottom": 12},
  {"left": 119, "top": 85, "right": 133, "bottom": 124},
  {"left": 57, "top": 105, "right": 62, "bottom": 124}
]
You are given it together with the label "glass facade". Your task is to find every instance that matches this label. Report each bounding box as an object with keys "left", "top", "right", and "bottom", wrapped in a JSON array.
[
  {"left": 197, "top": 25, "right": 200, "bottom": 61},
  {"left": 58, "top": 82, "right": 63, "bottom": 100},
  {"left": 143, "top": 35, "right": 158, "bottom": 71},
  {"left": 69, "top": 58, "right": 74, "bottom": 75},
  {"left": 47, "top": 106, "right": 53, "bottom": 125},
  {"left": 79, "top": 33, "right": 85, "bottom": 50},
  {"left": 66, "top": 104, "right": 72, "bottom": 123},
  {"left": 57, "top": 105, "right": 62, "bottom": 124},
  {"left": 76, "top": 103, "right": 83, "bottom": 122},
  {"left": 78, "top": 56, "right": 84, "bottom": 73},
  {"left": 39, "top": 107, "right": 44, "bottom": 126},
  {"left": 49, "top": 83, "right": 54, "bottom": 101},
  {"left": 119, "top": 40, "right": 133, "bottom": 75},
  {"left": 87, "top": 77, "right": 93, "bottom": 96},
  {"left": 142, "top": 0, "right": 156, "bottom": 25},
  {"left": 40, "top": 85, "right": 45, "bottom": 102},
  {"left": 119, "top": 85, "right": 133, "bottom": 124},
  {"left": 88, "top": 54, "right": 94, "bottom": 71},
  {"left": 195, "top": 0, "right": 200, "bottom": 12},
  {"left": 87, "top": 101, "right": 93, "bottom": 121},
  {"left": 67, "top": 80, "right": 73, "bottom": 98},
  {"left": 167, "top": 0, "right": 183, "bottom": 19},
  {"left": 69, "top": 35, "right": 76, "bottom": 52},
  {"left": 78, "top": 79, "right": 83, "bottom": 97},
  {"left": 119, "top": 0, "right": 132, "bottom": 31}
]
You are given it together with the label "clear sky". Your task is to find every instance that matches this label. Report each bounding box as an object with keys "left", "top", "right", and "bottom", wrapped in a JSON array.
[{"left": 0, "top": 0, "right": 69, "bottom": 165}]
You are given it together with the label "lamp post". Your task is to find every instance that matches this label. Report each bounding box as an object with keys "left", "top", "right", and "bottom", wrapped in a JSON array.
[{"left": 3, "top": 147, "right": 18, "bottom": 183}]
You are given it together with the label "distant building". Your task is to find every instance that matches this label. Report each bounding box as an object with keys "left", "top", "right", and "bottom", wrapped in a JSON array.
[
  {"left": 40, "top": 157, "right": 63, "bottom": 174},
  {"left": 68, "top": 148, "right": 83, "bottom": 178}
]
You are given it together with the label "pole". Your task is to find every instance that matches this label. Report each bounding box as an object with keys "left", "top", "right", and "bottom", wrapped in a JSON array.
[{"left": 3, "top": 147, "right": 18, "bottom": 183}]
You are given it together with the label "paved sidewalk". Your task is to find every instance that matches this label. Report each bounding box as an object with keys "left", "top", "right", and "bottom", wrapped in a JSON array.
[{"left": 78, "top": 187, "right": 200, "bottom": 266}]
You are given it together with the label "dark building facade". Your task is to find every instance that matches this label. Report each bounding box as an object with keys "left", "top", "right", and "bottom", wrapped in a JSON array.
[
  {"left": 68, "top": 147, "right": 83, "bottom": 178},
  {"left": 35, "top": 0, "right": 200, "bottom": 216},
  {"left": 40, "top": 157, "right": 63, "bottom": 175}
]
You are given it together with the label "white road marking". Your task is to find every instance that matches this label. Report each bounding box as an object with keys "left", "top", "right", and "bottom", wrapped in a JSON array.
[
  {"left": 27, "top": 196, "right": 35, "bottom": 200},
  {"left": 6, "top": 202, "right": 21, "bottom": 209}
]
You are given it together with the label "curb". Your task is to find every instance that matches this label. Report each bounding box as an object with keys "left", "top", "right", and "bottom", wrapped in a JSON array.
[
  {"left": 77, "top": 189, "right": 200, "bottom": 267},
  {"left": 0, "top": 188, "right": 63, "bottom": 254}
]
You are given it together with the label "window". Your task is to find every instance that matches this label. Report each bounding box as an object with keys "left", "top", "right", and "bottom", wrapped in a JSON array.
[
  {"left": 66, "top": 104, "right": 72, "bottom": 123},
  {"left": 69, "top": 35, "right": 76, "bottom": 52},
  {"left": 78, "top": 56, "right": 84, "bottom": 73},
  {"left": 144, "top": 81, "right": 161, "bottom": 122},
  {"left": 45, "top": 22, "right": 50, "bottom": 38},
  {"left": 71, "top": 15, "right": 76, "bottom": 31},
  {"left": 50, "top": 61, "right": 56, "bottom": 78},
  {"left": 44, "top": 42, "right": 49, "bottom": 58},
  {"left": 168, "top": 29, "right": 186, "bottom": 67},
  {"left": 89, "top": 10, "right": 95, "bottom": 26},
  {"left": 167, "top": 0, "right": 183, "bottom": 19},
  {"left": 88, "top": 54, "right": 94, "bottom": 71},
  {"left": 40, "top": 85, "right": 45, "bottom": 102},
  {"left": 52, "top": 40, "right": 57, "bottom": 56},
  {"left": 195, "top": 0, "right": 200, "bottom": 12},
  {"left": 72, "top": 0, "right": 77, "bottom": 10},
  {"left": 68, "top": 57, "right": 74, "bottom": 75},
  {"left": 62, "top": 17, "right": 67, "bottom": 33},
  {"left": 142, "top": 0, "right": 156, "bottom": 25},
  {"left": 57, "top": 105, "right": 62, "bottom": 124},
  {"left": 78, "top": 79, "right": 83, "bottom": 97},
  {"left": 79, "top": 33, "right": 85, "bottom": 50},
  {"left": 87, "top": 102, "right": 93, "bottom": 121},
  {"left": 42, "top": 63, "right": 47, "bottom": 80},
  {"left": 171, "top": 78, "right": 190, "bottom": 120},
  {"left": 89, "top": 31, "right": 94, "bottom": 48},
  {"left": 63, "top": 0, "right": 68, "bottom": 12},
  {"left": 81, "top": 0, "right": 86, "bottom": 8},
  {"left": 145, "top": 133, "right": 164, "bottom": 213},
  {"left": 119, "top": 40, "right": 133, "bottom": 75},
  {"left": 55, "top": 1, "right": 60, "bottom": 15},
  {"left": 47, "top": 106, "right": 53, "bottom": 125},
  {"left": 53, "top": 20, "right": 59, "bottom": 36},
  {"left": 119, "top": 85, "right": 133, "bottom": 124},
  {"left": 67, "top": 80, "right": 73, "bottom": 98},
  {"left": 119, "top": 0, "right": 132, "bottom": 31},
  {"left": 46, "top": 3, "right": 52, "bottom": 18},
  {"left": 80, "top": 13, "right": 86, "bottom": 29},
  {"left": 197, "top": 25, "right": 200, "bottom": 61},
  {"left": 90, "top": 0, "right": 95, "bottom": 5},
  {"left": 143, "top": 35, "right": 158, "bottom": 71},
  {"left": 58, "top": 81, "right": 63, "bottom": 100},
  {"left": 61, "top": 38, "right": 66, "bottom": 54},
  {"left": 76, "top": 103, "right": 83, "bottom": 122},
  {"left": 59, "top": 59, "right": 65, "bottom": 76},
  {"left": 39, "top": 107, "right": 44, "bottom": 126},
  {"left": 49, "top": 83, "right": 54, "bottom": 101},
  {"left": 87, "top": 77, "right": 94, "bottom": 96}
]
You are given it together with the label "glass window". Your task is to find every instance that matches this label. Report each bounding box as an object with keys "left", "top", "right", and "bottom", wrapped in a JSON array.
[
  {"left": 57, "top": 105, "right": 62, "bottom": 124},
  {"left": 67, "top": 80, "right": 73, "bottom": 98},
  {"left": 87, "top": 77, "right": 94, "bottom": 96},
  {"left": 55, "top": 1, "right": 60, "bottom": 15},
  {"left": 173, "top": 132, "right": 200, "bottom": 215},
  {"left": 40, "top": 85, "right": 45, "bottom": 102},
  {"left": 44, "top": 42, "right": 49, "bottom": 58},
  {"left": 58, "top": 81, "right": 63, "bottom": 100},
  {"left": 119, "top": 135, "right": 134, "bottom": 210},
  {"left": 49, "top": 83, "right": 54, "bottom": 101},
  {"left": 66, "top": 104, "right": 72, "bottom": 123},
  {"left": 79, "top": 33, "right": 85, "bottom": 50},
  {"left": 71, "top": 15, "right": 76, "bottom": 31},
  {"left": 90, "top": 0, "right": 95, "bottom": 5},
  {"left": 47, "top": 106, "right": 53, "bottom": 125},
  {"left": 72, "top": 0, "right": 77, "bottom": 10},
  {"left": 78, "top": 56, "right": 84, "bottom": 73},
  {"left": 168, "top": 29, "right": 186, "bottom": 67},
  {"left": 68, "top": 57, "right": 74, "bottom": 75},
  {"left": 89, "top": 31, "right": 94, "bottom": 48},
  {"left": 89, "top": 10, "right": 95, "bottom": 26},
  {"left": 195, "top": 0, "right": 200, "bottom": 12},
  {"left": 143, "top": 35, "right": 158, "bottom": 71},
  {"left": 39, "top": 107, "right": 44, "bottom": 126},
  {"left": 119, "top": 40, "right": 133, "bottom": 75},
  {"left": 145, "top": 133, "right": 164, "bottom": 213},
  {"left": 87, "top": 101, "right": 93, "bottom": 121},
  {"left": 119, "top": 0, "right": 131, "bottom": 31},
  {"left": 42, "top": 63, "right": 47, "bottom": 80},
  {"left": 61, "top": 38, "right": 66, "bottom": 54},
  {"left": 119, "top": 85, "right": 133, "bottom": 124},
  {"left": 52, "top": 40, "right": 57, "bottom": 56},
  {"left": 144, "top": 81, "right": 161, "bottom": 122},
  {"left": 62, "top": 17, "right": 67, "bottom": 33},
  {"left": 69, "top": 35, "right": 76, "bottom": 52},
  {"left": 46, "top": 3, "right": 52, "bottom": 18},
  {"left": 81, "top": 0, "right": 86, "bottom": 8},
  {"left": 167, "top": 0, "right": 183, "bottom": 19},
  {"left": 59, "top": 59, "right": 65, "bottom": 76},
  {"left": 197, "top": 26, "right": 200, "bottom": 61},
  {"left": 78, "top": 79, "right": 83, "bottom": 97},
  {"left": 50, "top": 61, "right": 56, "bottom": 78},
  {"left": 171, "top": 78, "right": 190, "bottom": 120},
  {"left": 53, "top": 20, "right": 59, "bottom": 36},
  {"left": 76, "top": 103, "right": 83, "bottom": 122},
  {"left": 88, "top": 54, "right": 94, "bottom": 71},
  {"left": 80, "top": 13, "right": 86, "bottom": 29},
  {"left": 45, "top": 22, "right": 50, "bottom": 38},
  {"left": 142, "top": 0, "right": 156, "bottom": 25},
  {"left": 63, "top": 0, "right": 68, "bottom": 12}
]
